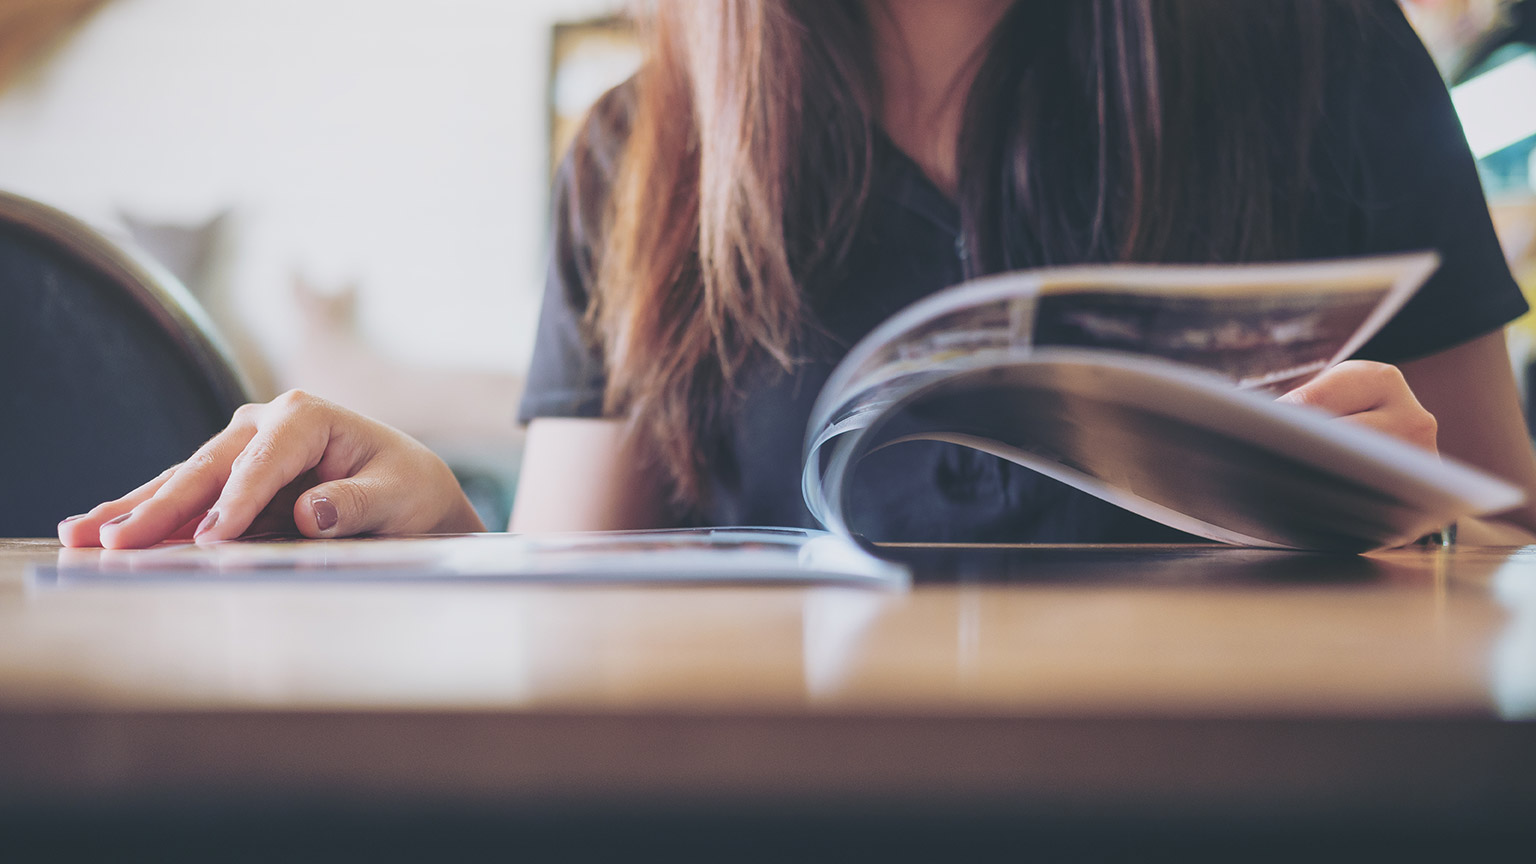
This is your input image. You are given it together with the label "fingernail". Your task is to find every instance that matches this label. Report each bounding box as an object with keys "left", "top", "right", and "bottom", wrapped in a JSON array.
[
  {"left": 103, "top": 512, "right": 132, "bottom": 527},
  {"left": 195, "top": 510, "right": 220, "bottom": 538},
  {"left": 58, "top": 514, "right": 87, "bottom": 525},
  {"left": 312, "top": 497, "right": 338, "bottom": 532}
]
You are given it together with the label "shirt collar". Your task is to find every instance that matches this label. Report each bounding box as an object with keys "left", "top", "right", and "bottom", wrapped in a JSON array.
[{"left": 872, "top": 131, "right": 962, "bottom": 238}]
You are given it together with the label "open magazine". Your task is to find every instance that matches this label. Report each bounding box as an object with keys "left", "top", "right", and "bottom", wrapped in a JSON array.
[
  {"left": 33, "top": 528, "right": 910, "bottom": 589},
  {"left": 36, "top": 251, "right": 1524, "bottom": 591},
  {"left": 804, "top": 251, "right": 1524, "bottom": 552}
]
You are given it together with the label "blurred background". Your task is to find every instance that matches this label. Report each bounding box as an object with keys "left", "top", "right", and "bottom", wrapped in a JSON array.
[
  {"left": 0, "top": 0, "right": 637, "bottom": 528},
  {"left": 0, "top": 0, "right": 1532, "bottom": 530}
]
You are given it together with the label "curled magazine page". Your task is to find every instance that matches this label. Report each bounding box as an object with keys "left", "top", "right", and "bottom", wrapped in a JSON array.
[
  {"left": 1026, "top": 253, "right": 1437, "bottom": 389},
  {"left": 807, "top": 253, "right": 1437, "bottom": 444},
  {"left": 818, "top": 352, "right": 1522, "bottom": 552},
  {"left": 803, "top": 253, "right": 1447, "bottom": 545}
]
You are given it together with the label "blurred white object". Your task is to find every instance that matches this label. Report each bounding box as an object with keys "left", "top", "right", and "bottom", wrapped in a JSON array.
[{"left": 1451, "top": 52, "right": 1536, "bottom": 159}]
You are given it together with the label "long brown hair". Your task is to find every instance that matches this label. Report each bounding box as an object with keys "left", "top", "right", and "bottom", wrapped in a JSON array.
[{"left": 579, "top": 0, "right": 1358, "bottom": 512}]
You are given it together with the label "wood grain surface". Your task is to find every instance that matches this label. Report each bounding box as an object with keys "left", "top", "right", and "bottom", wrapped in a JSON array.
[{"left": 1, "top": 536, "right": 1533, "bottom": 841}]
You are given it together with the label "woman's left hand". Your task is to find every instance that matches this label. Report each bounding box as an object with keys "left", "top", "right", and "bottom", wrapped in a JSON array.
[{"left": 1277, "top": 360, "right": 1439, "bottom": 454}]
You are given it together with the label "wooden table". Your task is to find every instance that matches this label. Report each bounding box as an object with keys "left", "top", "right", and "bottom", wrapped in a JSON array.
[{"left": 1, "top": 537, "right": 1533, "bottom": 860}]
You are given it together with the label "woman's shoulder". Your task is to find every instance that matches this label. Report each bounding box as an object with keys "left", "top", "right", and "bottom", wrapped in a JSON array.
[
  {"left": 562, "top": 77, "right": 638, "bottom": 197},
  {"left": 550, "top": 77, "right": 638, "bottom": 270},
  {"left": 1318, "top": 0, "right": 1529, "bottom": 362},
  {"left": 1317, "top": 0, "right": 1452, "bottom": 111}
]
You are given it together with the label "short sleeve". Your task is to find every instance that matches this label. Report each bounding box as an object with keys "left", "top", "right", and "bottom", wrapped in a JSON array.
[
  {"left": 516, "top": 85, "right": 635, "bottom": 424},
  {"left": 516, "top": 155, "right": 608, "bottom": 422},
  {"left": 1348, "top": 1, "right": 1527, "bottom": 363}
]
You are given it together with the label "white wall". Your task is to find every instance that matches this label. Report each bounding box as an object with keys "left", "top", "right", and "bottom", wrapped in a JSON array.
[{"left": 0, "top": 0, "right": 623, "bottom": 375}]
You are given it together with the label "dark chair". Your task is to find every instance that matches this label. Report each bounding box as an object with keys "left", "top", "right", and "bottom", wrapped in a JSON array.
[{"left": 0, "top": 191, "right": 249, "bottom": 537}]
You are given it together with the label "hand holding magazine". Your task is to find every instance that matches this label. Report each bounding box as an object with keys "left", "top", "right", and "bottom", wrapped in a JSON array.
[{"left": 804, "top": 251, "right": 1522, "bottom": 552}]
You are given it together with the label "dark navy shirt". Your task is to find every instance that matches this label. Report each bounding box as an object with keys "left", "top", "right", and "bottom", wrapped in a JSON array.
[{"left": 518, "top": 3, "right": 1528, "bottom": 542}]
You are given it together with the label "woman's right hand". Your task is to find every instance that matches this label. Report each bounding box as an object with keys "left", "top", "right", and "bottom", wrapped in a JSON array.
[{"left": 57, "top": 390, "right": 486, "bottom": 549}]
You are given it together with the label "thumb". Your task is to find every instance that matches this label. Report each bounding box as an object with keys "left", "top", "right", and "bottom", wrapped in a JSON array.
[{"left": 294, "top": 477, "right": 395, "bottom": 538}]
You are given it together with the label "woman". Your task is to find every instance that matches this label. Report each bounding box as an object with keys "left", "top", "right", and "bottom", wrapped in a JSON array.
[{"left": 60, "top": 0, "right": 1536, "bottom": 549}]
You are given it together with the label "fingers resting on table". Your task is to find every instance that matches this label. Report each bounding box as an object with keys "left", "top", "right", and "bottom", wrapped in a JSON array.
[{"left": 57, "top": 390, "right": 486, "bottom": 549}]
